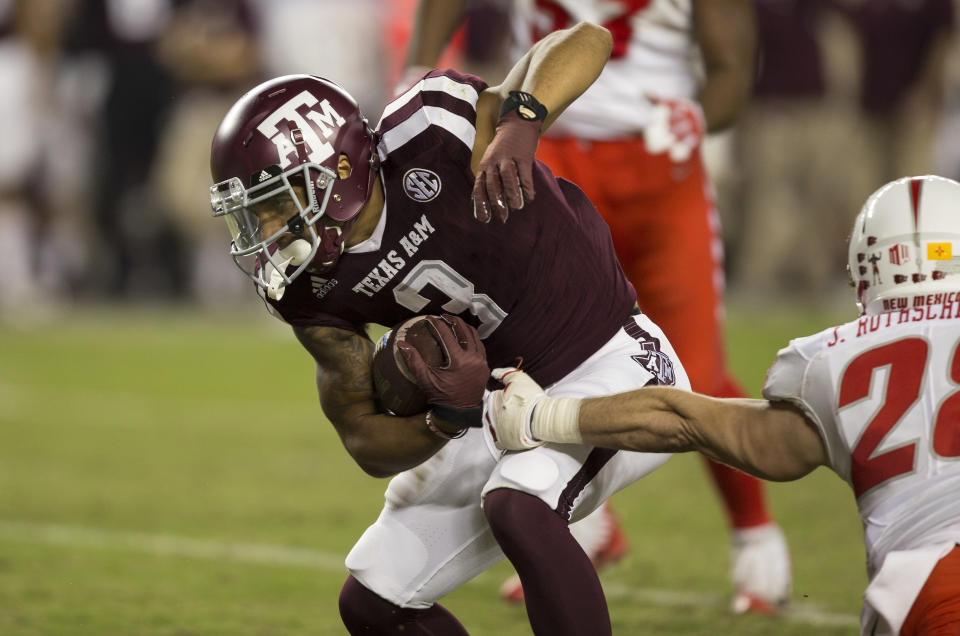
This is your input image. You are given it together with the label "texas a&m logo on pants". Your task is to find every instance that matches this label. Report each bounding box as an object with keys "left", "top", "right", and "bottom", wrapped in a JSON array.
[{"left": 624, "top": 318, "right": 676, "bottom": 386}]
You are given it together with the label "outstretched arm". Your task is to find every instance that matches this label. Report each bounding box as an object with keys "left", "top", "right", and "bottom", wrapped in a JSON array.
[
  {"left": 489, "top": 370, "right": 828, "bottom": 482},
  {"left": 578, "top": 388, "right": 826, "bottom": 481}
]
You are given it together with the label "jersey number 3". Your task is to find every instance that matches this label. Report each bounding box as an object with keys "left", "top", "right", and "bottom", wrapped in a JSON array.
[{"left": 838, "top": 337, "right": 960, "bottom": 498}]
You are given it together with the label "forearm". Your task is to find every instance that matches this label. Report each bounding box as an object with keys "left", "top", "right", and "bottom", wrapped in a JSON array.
[
  {"left": 295, "top": 324, "right": 450, "bottom": 478},
  {"left": 332, "top": 406, "right": 449, "bottom": 478},
  {"left": 908, "top": 32, "right": 950, "bottom": 106},
  {"left": 697, "top": 67, "right": 753, "bottom": 132},
  {"left": 493, "top": 369, "right": 823, "bottom": 478},
  {"left": 316, "top": 363, "right": 449, "bottom": 478},
  {"left": 497, "top": 22, "right": 612, "bottom": 130},
  {"left": 693, "top": 0, "right": 756, "bottom": 132},
  {"left": 575, "top": 388, "right": 824, "bottom": 481},
  {"left": 403, "top": 0, "right": 469, "bottom": 69},
  {"left": 577, "top": 388, "right": 700, "bottom": 454}
]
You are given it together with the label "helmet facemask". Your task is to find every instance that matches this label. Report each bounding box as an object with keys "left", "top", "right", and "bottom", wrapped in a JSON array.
[{"left": 210, "top": 162, "right": 342, "bottom": 300}]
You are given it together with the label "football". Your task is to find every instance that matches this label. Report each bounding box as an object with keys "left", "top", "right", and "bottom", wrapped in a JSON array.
[{"left": 372, "top": 316, "right": 448, "bottom": 416}]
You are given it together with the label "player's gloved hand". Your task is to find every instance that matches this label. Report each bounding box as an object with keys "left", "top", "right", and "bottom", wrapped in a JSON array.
[
  {"left": 398, "top": 314, "right": 488, "bottom": 429},
  {"left": 642, "top": 95, "right": 706, "bottom": 163},
  {"left": 487, "top": 367, "right": 584, "bottom": 450},
  {"left": 486, "top": 367, "right": 547, "bottom": 450},
  {"left": 472, "top": 91, "right": 547, "bottom": 224}
]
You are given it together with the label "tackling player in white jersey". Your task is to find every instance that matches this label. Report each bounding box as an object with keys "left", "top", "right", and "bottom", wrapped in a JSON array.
[{"left": 486, "top": 174, "right": 960, "bottom": 636}]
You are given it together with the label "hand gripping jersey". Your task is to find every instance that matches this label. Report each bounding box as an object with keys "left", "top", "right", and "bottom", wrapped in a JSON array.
[
  {"left": 763, "top": 301, "right": 960, "bottom": 630},
  {"left": 508, "top": 0, "right": 698, "bottom": 139},
  {"left": 261, "top": 69, "right": 637, "bottom": 387}
]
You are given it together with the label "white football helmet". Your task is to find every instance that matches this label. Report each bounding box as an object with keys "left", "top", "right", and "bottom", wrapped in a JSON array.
[{"left": 848, "top": 175, "right": 960, "bottom": 315}]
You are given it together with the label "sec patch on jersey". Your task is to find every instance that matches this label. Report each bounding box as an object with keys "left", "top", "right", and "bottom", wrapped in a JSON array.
[{"left": 372, "top": 316, "right": 447, "bottom": 416}]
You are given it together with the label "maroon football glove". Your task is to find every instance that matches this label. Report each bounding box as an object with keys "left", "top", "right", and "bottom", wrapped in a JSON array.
[
  {"left": 472, "top": 111, "right": 542, "bottom": 224},
  {"left": 398, "top": 314, "right": 489, "bottom": 427}
]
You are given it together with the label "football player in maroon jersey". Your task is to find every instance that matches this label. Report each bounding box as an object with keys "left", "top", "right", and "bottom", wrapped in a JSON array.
[
  {"left": 399, "top": 0, "right": 791, "bottom": 613},
  {"left": 210, "top": 23, "right": 689, "bottom": 636}
]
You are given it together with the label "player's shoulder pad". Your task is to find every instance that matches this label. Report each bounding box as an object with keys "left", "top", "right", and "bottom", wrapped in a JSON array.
[
  {"left": 761, "top": 327, "right": 833, "bottom": 403},
  {"left": 377, "top": 69, "right": 488, "bottom": 131},
  {"left": 376, "top": 69, "right": 489, "bottom": 162}
]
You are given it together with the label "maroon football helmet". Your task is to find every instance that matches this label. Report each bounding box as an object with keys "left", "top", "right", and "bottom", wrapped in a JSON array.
[{"left": 209, "top": 74, "right": 379, "bottom": 299}]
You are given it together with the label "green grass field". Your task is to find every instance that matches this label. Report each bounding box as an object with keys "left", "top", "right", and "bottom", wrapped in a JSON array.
[{"left": 0, "top": 298, "right": 867, "bottom": 635}]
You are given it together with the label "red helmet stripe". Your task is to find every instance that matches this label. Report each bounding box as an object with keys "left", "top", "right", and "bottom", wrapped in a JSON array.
[{"left": 909, "top": 177, "right": 923, "bottom": 229}]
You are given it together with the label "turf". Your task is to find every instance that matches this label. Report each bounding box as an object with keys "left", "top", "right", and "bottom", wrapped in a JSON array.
[{"left": 0, "top": 298, "right": 865, "bottom": 635}]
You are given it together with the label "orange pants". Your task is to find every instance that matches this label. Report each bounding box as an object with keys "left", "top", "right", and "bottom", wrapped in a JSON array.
[
  {"left": 537, "top": 137, "right": 770, "bottom": 529},
  {"left": 902, "top": 545, "right": 960, "bottom": 636}
]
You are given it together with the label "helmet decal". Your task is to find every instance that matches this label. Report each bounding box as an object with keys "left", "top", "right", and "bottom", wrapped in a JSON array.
[
  {"left": 909, "top": 177, "right": 923, "bottom": 228},
  {"left": 928, "top": 242, "right": 952, "bottom": 260},
  {"left": 848, "top": 175, "right": 960, "bottom": 315},
  {"left": 889, "top": 244, "right": 909, "bottom": 266},
  {"left": 256, "top": 91, "right": 346, "bottom": 169}
]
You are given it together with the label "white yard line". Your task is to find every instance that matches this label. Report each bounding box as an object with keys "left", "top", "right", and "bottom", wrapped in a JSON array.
[
  {"left": 0, "top": 520, "right": 860, "bottom": 628},
  {"left": 0, "top": 378, "right": 316, "bottom": 423},
  {"left": 0, "top": 520, "right": 344, "bottom": 571}
]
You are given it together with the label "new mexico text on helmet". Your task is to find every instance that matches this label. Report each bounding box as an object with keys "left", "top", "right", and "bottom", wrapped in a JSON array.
[
  {"left": 209, "top": 74, "right": 379, "bottom": 300},
  {"left": 849, "top": 175, "right": 960, "bottom": 315}
]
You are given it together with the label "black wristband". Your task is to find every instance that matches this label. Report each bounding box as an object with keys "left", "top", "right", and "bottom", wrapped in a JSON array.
[
  {"left": 499, "top": 90, "right": 548, "bottom": 122},
  {"left": 430, "top": 404, "right": 484, "bottom": 430},
  {"left": 425, "top": 410, "right": 467, "bottom": 440}
]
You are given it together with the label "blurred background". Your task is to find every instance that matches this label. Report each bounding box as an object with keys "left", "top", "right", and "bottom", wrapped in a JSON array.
[
  {"left": 0, "top": 1, "right": 957, "bottom": 634},
  {"left": 0, "top": 0, "right": 957, "bottom": 318}
]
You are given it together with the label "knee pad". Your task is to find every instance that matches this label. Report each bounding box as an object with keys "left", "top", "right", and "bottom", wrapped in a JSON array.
[{"left": 344, "top": 517, "right": 430, "bottom": 608}]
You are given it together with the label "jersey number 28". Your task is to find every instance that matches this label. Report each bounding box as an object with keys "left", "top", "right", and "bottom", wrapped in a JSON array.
[{"left": 838, "top": 337, "right": 960, "bottom": 498}]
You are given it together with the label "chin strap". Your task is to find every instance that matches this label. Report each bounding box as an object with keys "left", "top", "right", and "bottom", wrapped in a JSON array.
[{"left": 313, "top": 217, "right": 359, "bottom": 273}]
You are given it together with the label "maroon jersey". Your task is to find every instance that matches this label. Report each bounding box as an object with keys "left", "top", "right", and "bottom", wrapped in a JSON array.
[{"left": 263, "top": 69, "right": 636, "bottom": 386}]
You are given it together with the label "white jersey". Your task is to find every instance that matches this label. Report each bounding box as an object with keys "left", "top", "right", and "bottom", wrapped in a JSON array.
[
  {"left": 763, "top": 302, "right": 960, "bottom": 587},
  {"left": 508, "top": 0, "right": 699, "bottom": 139}
]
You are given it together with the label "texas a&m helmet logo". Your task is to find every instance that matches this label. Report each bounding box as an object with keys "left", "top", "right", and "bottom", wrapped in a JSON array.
[
  {"left": 256, "top": 90, "right": 345, "bottom": 169},
  {"left": 403, "top": 168, "right": 441, "bottom": 202}
]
